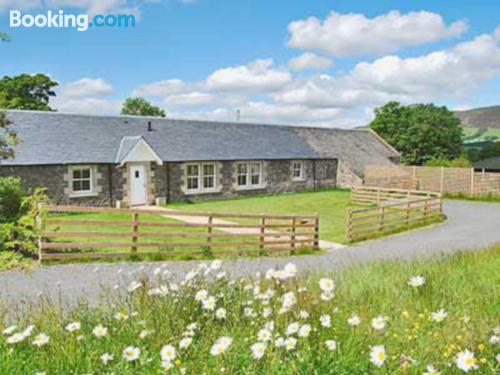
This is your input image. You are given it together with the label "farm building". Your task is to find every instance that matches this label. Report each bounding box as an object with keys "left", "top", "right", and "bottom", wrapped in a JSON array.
[{"left": 0, "top": 110, "right": 400, "bottom": 206}]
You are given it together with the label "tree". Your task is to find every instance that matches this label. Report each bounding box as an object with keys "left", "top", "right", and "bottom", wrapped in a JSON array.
[
  {"left": 370, "top": 102, "right": 463, "bottom": 165},
  {"left": 0, "top": 111, "right": 18, "bottom": 159},
  {"left": 0, "top": 74, "right": 58, "bottom": 111},
  {"left": 121, "top": 97, "right": 166, "bottom": 117}
]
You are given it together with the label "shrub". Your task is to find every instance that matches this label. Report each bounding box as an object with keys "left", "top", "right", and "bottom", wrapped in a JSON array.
[{"left": 0, "top": 177, "right": 27, "bottom": 223}]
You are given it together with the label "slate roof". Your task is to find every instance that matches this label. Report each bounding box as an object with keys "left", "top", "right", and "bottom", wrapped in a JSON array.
[
  {"left": 1, "top": 110, "right": 400, "bottom": 177},
  {"left": 474, "top": 156, "right": 500, "bottom": 170}
]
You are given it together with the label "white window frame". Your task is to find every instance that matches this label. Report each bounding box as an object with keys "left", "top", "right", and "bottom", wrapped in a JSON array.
[
  {"left": 236, "top": 161, "right": 263, "bottom": 189},
  {"left": 292, "top": 160, "right": 305, "bottom": 181},
  {"left": 185, "top": 162, "right": 217, "bottom": 193},
  {"left": 69, "top": 166, "right": 94, "bottom": 196}
]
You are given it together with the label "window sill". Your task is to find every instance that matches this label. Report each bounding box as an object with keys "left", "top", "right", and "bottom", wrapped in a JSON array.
[
  {"left": 69, "top": 192, "right": 99, "bottom": 198},
  {"left": 235, "top": 185, "right": 266, "bottom": 191},
  {"left": 292, "top": 178, "right": 306, "bottom": 182},
  {"left": 185, "top": 189, "right": 220, "bottom": 195}
]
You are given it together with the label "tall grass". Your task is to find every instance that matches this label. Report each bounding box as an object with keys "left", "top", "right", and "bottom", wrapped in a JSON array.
[{"left": 0, "top": 245, "right": 499, "bottom": 374}]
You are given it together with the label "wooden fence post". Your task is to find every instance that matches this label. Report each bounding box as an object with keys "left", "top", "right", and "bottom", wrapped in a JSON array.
[
  {"left": 423, "top": 195, "right": 429, "bottom": 219},
  {"left": 406, "top": 199, "right": 411, "bottom": 225},
  {"left": 259, "top": 217, "right": 266, "bottom": 253},
  {"left": 470, "top": 168, "right": 475, "bottom": 196},
  {"left": 379, "top": 206, "right": 385, "bottom": 231},
  {"left": 346, "top": 209, "right": 352, "bottom": 242},
  {"left": 206, "top": 214, "right": 213, "bottom": 253},
  {"left": 313, "top": 215, "right": 320, "bottom": 250},
  {"left": 131, "top": 212, "right": 139, "bottom": 254},
  {"left": 290, "top": 217, "right": 296, "bottom": 255},
  {"left": 36, "top": 202, "right": 43, "bottom": 264},
  {"left": 440, "top": 167, "right": 444, "bottom": 194}
]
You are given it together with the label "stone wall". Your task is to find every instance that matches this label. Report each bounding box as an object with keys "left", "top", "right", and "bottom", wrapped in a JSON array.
[
  {"left": 0, "top": 158, "right": 339, "bottom": 206},
  {"left": 336, "top": 160, "right": 363, "bottom": 189}
]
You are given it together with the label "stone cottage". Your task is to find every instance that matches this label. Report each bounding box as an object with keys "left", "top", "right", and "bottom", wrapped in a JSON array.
[{"left": 0, "top": 110, "right": 400, "bottom": 207}]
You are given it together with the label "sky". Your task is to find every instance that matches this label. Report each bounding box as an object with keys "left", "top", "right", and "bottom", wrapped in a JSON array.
[{"left": 0, "top": 0, "right": 499, "bottom": 128}]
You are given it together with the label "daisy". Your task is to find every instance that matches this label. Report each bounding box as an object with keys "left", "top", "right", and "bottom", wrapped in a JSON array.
[
  {"left": 274, "top": 337, "right": 285, "bottom": 347},
  {"left": 160, "top": 344, "right": 176, "bottom": 362},
  {"left": 408, "top": 276, "right": 425, "bottom": 287},
  {"left": 285, "top": 337, "right": 297, "bottom": 351},
  {"left": 250, "top": 342, "right": 267, "bottom": 359},
  {"left": 431, "top": 309, "right": 448, "bottom": 323},
  {"left": 32, "top": 333, "right": 50, "bottom": 347},
  {"left": 298, "top": 324, "right": 312, "bottom": 338},
  {"left": 65, "top": 322, "right": 81, "bottom": 332},
  {"left": 423, "top": 365, "right": 441, "bottom": 375},
  {"left": 195, "top": 290, "right": 209, "bottom": 302},
  {"left": 320, "top": 291, "right": 335, "bottom": 301},
  {"left": 257, "top": 328, "right": 272, "bottom": 342},
  {"left": 370, "top": 345, "right": 386, "bottom": 367},
  {"left": 210, "top": 337, "right": 232, "bottom": 356},
  {"left": 127, "top": 281, "right": 142, "bottom": 293},
  {"left": 6, "top": 333, "right": 26, "bottom": 344},
  {"left": 319, "top": 278, "right": 335, "bottom": 292},
  {"left": 455, "top": 349, "right": 478, "bottom": 372},
  {"left": 215, "top": 308, "right": 227, "bottom": 320},
  {"left": 210, "top": 259, "right": 222, "bottom": 270},
  {"left": 92, "top": 325, "right": 108, "bottom": 338},
  {"left": 347, "top": 314, "right": 361, "bottom": 326},
  {"left": 139, "top": 330, "right": 152, "bottom": 339},
  {"left": 114, "top": 312, "right": 129, "bottom": 321},
  {"left": 286, "top": 322, "right": 300, "bottom": 336},
  {"left": 100, "top": 353, "right": 114, "bottom": 365},
  {"left": 202, "top": 296, "right": 217, "bottom": 311},
  {"left": 179, "top": 337, "right": 192, "bottom": 349},
  {"left": 122, "top": 346, "right": 141, "bottom": 362},
  {"left": 371, "top": 316, "right": 387, "bottom": 330},
  {"left": 2, "top": 325, "right": 17, "bottom": 335},
  {"left": 299, "top": 310, "right": 310, "bottom": 319},
  {"left": 325, "top": 340, "right": 337, "bottom": 351},
  {"left": 283, "top": 263, "right": 297, "bottom": 278},
  {"left": 320, "top": 314, "right": 331, "bottom": 328}
]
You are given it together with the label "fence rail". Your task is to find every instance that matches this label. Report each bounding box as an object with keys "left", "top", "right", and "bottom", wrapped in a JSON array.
[
  {"left": 365, "top": 165, "right": 500, "bottom": 196},
  {"left": 347, "top": 186, "right": 443, "bottom": 242},
  {"left": 37, "top": 205, "right": 320, "bottom": 261}
]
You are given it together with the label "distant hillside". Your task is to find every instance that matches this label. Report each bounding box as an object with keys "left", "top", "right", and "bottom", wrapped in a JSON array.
[{"left": 454, "top": 106, "right": 500, "bottom": 129}]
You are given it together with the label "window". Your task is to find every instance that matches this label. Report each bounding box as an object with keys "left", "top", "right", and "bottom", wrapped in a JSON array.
[
  {"left": 292, "top": 161, "right": 305, "bottom": 181},
  {"left": 237, "top": 162, "right": 263, "bottom": 188},
  {"left": 71, "top": 167, "right": 93, "bottom": 194},
  {"left": 186, "top": 163, "right": 216, "bottom": 192},
  {"left": 203, "top": 164, "right": 215, "bottom": 189},
  {"left": 186, "top": 164, "right": 200, "bottom": 190}
]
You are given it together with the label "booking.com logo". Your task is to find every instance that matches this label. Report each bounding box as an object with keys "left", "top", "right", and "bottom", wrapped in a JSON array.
[{"left": 9, "top": 10, "right": 136, "bottom": 32}]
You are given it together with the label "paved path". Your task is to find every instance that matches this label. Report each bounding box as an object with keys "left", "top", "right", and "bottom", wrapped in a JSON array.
[
  {"left": 150, "top": 207, "right": 345, "bottom": 252},
  {"left": 0, "top": 200, "right": 498, "bottom": 309}
]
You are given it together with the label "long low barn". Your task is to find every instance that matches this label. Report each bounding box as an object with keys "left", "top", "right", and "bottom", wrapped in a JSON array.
[{"left": 0, "top": 110, "right": 400, "bottom": 207}]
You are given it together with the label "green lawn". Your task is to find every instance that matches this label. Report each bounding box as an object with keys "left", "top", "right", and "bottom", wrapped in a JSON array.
[
  {"left": 1, "top": 245, "right": 498, "bottom": 374},
  {"left": 167, "top": 189, "right": 353, "bottom": 243}
]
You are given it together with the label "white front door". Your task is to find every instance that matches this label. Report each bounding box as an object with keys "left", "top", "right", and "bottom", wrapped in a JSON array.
[{"left": 130, "top": 164, "right": 147, "bottom": 206}]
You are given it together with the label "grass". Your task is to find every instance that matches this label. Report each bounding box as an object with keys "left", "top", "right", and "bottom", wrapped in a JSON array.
[
  {"left": 444, "top": 193, "right": 500, "bottom": 203},
  {"left": 0, "top": 245, "right": 498, "bottom": 374},
  {"left": 463, "top": 127, "right": 500, "bottom": 144},
  {"left": 167, "top": 189, "right": 354, "bottom": 243}
]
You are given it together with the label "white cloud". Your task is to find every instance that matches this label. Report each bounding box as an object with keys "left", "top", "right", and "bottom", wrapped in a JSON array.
[
  {"left": 288, "top": 53, "right": 332, "bottom": 71},
  {"left": 132, "top": 79, "right": 189, "bottom": 97},
  {"left": 164, "top": 92, "right": 215, "bottom": 106},
  {"left": 287, "top": 10, "right": 468, "bottom": 56},
  {"left": 52, "top": 97, "right": 122, "bottom": 115},
  {"left": 60, "top": 78, "right": 114, "bottom": 98},
  {"left": 205, "top": 59, "right": 292, "bottom": 92}
]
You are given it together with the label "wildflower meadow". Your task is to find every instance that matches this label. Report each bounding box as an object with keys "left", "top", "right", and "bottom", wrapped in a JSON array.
[{"left": 0, "top": 246, "right": 499, "bottom": 374}]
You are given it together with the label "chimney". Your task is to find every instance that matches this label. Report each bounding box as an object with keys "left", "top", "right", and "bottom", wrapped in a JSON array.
[{"left": 147, "top": 121, "right": 152, "bottom": 132}]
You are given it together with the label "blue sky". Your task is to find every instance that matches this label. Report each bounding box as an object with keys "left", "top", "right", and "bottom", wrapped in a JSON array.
[{"left": 1, "top": 0, "right": 499, "bottom": 127}]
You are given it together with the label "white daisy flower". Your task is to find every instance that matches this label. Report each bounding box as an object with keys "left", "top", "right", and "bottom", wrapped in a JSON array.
[
  {"left": 408, "top": 276, "right": 425, "bottom": 287},
  {"left": 320, "top": 291, "right": 335, "bottom": 301},
  {"left": 371, "top": 316, "right": 387, "bottom": 330},
  {"left": 325, "top": 340, "right": 337, "bottom": 351},
  {"left": 100, "top": 353, "right": 114, "bottom": 365},
  {"left": 195, "top": 290, "right": 209, "bottom": 302},
  {"left": 210, "top": 260, "right": 222, "bottom": 270},
  {"left": 160, "top": 344, "right": 176, "bottom": 362},
  {"left": 299, "top": 310, "right": 310, "bottom": 319},
  {"left": 285, "top": 337, "right": 297, "bottom": 351},
  {"left": 298, "top": 324, "right": 312, "bottom": 338},
  {"left": 257, "top": 328, "right": 272, "bottom": 342},
  {"left": 215, "top": 307, "right": 227, "bottom": 320},
  {"left": 455, "top": 349, "right": 478, "bottom": 372},
  {"left": 202, "top": 296, "right": 217, "bottom": 311},
  {"left": 320, "top": 314, "right": 331, "bottom": 328},
  {"left": 92, "top": 325, "right": 108, "bottom": 338},
  {"left": 179, "top": 337, "right": 192, "bottom": 349},
  {"left": 32, "top": 333, "right": 50, "bottom": 347},
  {"left": 370, "top": 345, "right": 386, "bottom": 367},
  {"left": 65, "top": 322, "right": 81, "bottom": 332},
  {"left": 2, "top": 325, "right": 17, "bottom": 335},
  {"left": 6, "top": 333, "right": 26, "bottom": 344},
  {"left": 122, "top": 346, "right": 141, "bottom": 362},
  {"left": 127, "top": 281, "right": 142, "bottom": 293},
  {"left": 423, "top": 365, "right": 441, "bottom": 375},
  {"left": 286, "top": 322, "right": 300, "bottom": 336},
  {"left": 319, "top": 278, "right": 334, "bottom": 292},
  {"left": 250, "top": 342, "right": 267, "bottom": 359},
  {"left": 431, "top": 309, "right": 448, "bottom": 323},
  {"left": 210, "top": 337, "right": 232, "bottom": 356},
  {"left": 347, "top": 314, "right": 361, "bottom": 326},
  {"left": 114, "top": 312, "right": 129, "bottom": 321}
]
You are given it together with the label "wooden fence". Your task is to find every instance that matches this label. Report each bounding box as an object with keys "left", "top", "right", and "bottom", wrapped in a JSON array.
[
  {"left": 347, "top": 186, "right": 443, "bottom": 242},
  {"left": 365, "top": 165, "right": 500, "bottom": 196},
  {"left": 37, "top": 205, "right": 319, "bottom": 261}
]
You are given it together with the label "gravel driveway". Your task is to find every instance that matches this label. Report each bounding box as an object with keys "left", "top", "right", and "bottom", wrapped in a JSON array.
[{"left": 0, "top": 200, "right": 498, "bottom": 309}]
